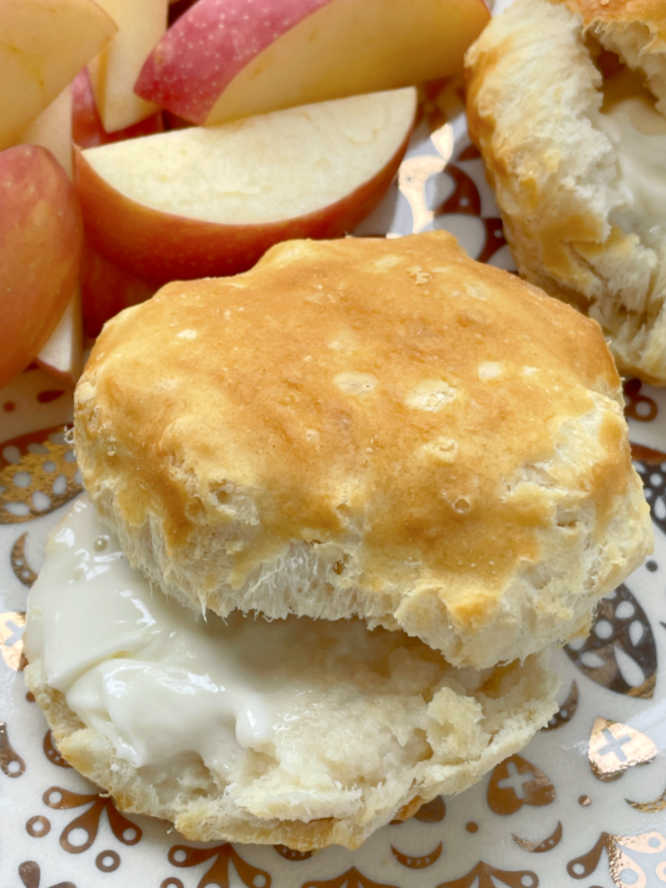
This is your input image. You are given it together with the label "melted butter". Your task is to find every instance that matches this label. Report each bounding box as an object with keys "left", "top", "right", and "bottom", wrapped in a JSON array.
[
  {"left": 24, "top": 497, "right": 278, "bottom": 769},
  {"left": 597, "top": 68, "right": 666, "bottom": 227},
  {"left": 24, "top": 496, "right": 448, "bottom": 775}
]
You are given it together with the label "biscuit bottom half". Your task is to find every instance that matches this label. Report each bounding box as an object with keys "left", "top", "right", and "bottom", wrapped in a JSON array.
[{"left": 24, "top": 496, "right": 557, "bottom": 850}]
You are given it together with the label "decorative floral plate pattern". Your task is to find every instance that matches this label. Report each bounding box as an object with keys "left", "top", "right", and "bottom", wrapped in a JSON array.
[{"left": 2, "top": 78, "right": 666, "bottom": 888}]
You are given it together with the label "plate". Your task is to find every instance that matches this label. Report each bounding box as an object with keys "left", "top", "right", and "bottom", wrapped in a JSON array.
[{"left": 2, "top": 77, "right": 666, "bottom": 888}]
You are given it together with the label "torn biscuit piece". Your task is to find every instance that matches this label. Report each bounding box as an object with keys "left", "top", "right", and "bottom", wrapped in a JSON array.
[{"left": 466, "top": 0, "right": 666, "bottom": 383}]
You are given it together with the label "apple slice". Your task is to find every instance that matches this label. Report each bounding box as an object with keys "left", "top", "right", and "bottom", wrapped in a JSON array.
[
  {"left": 36, "top": 290, "right": 83, "bottom": 383},
  {"left": 81, "top": 244, "right": 155, "bottom": 337},
  {"left": 135, "top": 0, "right": 489, "bottom": 126},
  {"left": 19, "top": 86, "right": 74, "bottom": 176},
  {"left": 20, "top": 89, "right": 83, "bottom": 383},
  {"left": 88, "top": 0, "right": 168, "bottom": 132},
  {"left": 74, "top": 88, "right": 417, "bottom": 284},
  {"left": 72, "top": 68, "right": 163, "bottom": 149},
  {"left": 0, "top": 146, "right": 83, "bottom": 388},
  {"left": 0, "top": 0, "right": 116, "bottom": 150}
]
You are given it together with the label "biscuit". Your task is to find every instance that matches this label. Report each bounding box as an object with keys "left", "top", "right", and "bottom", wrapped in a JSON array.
[
  {"left": 26, "top": 652, "right": 556, "bottom": 849},
  {"left": 73, "top": 231, "right": 651, "bottom": 669},
  {"left": 24, "top": 495, "right": 558, "bottom": 850},
  {"left": 466, "top": 0, "right": 666, "bottom": 383}
]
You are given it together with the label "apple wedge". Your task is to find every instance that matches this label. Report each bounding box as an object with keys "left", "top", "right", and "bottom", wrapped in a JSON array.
[
  {"left": 88, "top": 0, "right": 169, "bottom": 132},
  {"left": 135, "top": 0, "right": 489, "bottom": 125},
  {"left": 36, "top": 291, "right": 83, "bottom": 384},
  {"left": 72, "top": 68, "right": 163, "bottom": 149},
  {"left": 74, "top": 88, "right": 417, "bottom": 283},
  {"left": 19, "top": 90, "right": 83, "bottom": 383},
  {"left": 81, "top": 244, "right": 155, "bottom": 337},
  {"left": 19, "top": 86, "right": 73, "bottom": 176},
  {"left": 0, "top": 146, "right": 83, "bottom": 387},
  {"left": 0, "top": 0, "right": 116, "bottom": 150}
]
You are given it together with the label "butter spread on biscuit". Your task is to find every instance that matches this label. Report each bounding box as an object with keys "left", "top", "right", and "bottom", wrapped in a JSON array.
[
  {"left": 597, "top": 69, "right": 666, "bottom": 232},
  {"left": 24, "top": 496, "right": 457, "bottom": 787}
]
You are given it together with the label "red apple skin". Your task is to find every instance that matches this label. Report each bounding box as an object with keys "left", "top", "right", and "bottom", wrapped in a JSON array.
[
  {"left": 135, "top": 0, "right": 331, "bottom": 124},
  {"left": 0, "top": 145, "right": 83, "bottom": 387},
  {"left": 135, "top": 0, "right": 489, "bottom": 126},
  {"left": 81, "top": 242, "right": 155, "bottom": 337},
  {"left": 72, "top": 68, "right": 163, "bottom": 149},
  {"left": 73, "top": 129, "right": 411, "bottom": 285}
]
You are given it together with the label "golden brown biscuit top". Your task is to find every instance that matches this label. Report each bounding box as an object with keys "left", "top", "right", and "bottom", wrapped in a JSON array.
[{"left": 78, "top": 232, "right": 628, "bottom": 611}]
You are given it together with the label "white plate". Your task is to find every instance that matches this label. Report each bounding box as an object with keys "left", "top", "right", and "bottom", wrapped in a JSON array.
[{"left": 2, "top": 81, "right": 666, "bottom": 888}]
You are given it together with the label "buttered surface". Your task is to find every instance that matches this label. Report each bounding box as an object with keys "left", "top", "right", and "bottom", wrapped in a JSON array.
[
  {"left": 78, "top": 232, "right": 629, "bottom": 611},
  {"left": 599, "top": 68, "right": 666, "bottom": 230},
  {"left": 24, "top": 496, "right": 449, "bottom": 777}
]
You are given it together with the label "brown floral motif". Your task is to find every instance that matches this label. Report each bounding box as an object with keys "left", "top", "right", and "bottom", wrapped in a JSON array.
[
  {"left": 542, "top": 681, "right": 579, "bottom": 731},
  {"left": 436, "top": 862, "right": 538, "bottom": 888},
  {"left": 588, "top": 717, "right": 657, "bottom": 782},
  {"left": 273, "top": 845, "right": 313, "bottom": 861},
  {"left": 26, "top": 815, "right": 51, "bottom": 838},
  {"left": 18, "top": 860, "right": 75, "bottom": 888},
  {"left": 437, "top": 164, "right": 481, "bottom": 216},
  {"left": 95, "top": 850, "right": 121, "bottom": 873},
  {"left": 565, "top": 584, "right": 657, "bottom": 699},
  {"left": 634, "top": 460, "right": 666, "bottom": 538},
  {"left": 168, "top": 843, "right": 271, "bottom": 888},
  {"left": 631, "top": 443, "right": 666, "bottom": 465},
  {"left": 626, "top": 783, "right": 666, "bottom": 813},
  {"left": 36, "top": 389, "right": 66, "bottom": 404},
  {"left": 11, "top": 532, "right": 38, "bottom": 586},
  {"left": 391, "top": 841, "right": 443, "bottom": 868},
  {"left": 0, "top": 609, "right": 26, "bottom": 671},
  {"left": 623, "top": 378, "right": 658, "bottom": 423},
  {"left": 512, "top": 821, "right": 563, "bottom": 853},
  {"left": 43, "top": 786, "right": 142, "bottom": 854},
  {"left": 0, "top": 425, "right": 81, "bottom": 524},
  {"left": 478, "top": 217, "right": 509, "bottom": 265},
  {"left": 414, "top": 794, "right": 446, "bottom": 822},
  {"left": 43, "top": 730, "right": 71, "bottom": 769},
  {"left": 390, "top": 793, "right": 446, "bottom": 825},
  {"left": 1, "top": 720, "right": 26, "bottom": 777},
  {"left": 487, "top": 755, "right": 555, "bottom": 815},
  {"left": 303, "top": 868, "right": 397, "bottom": 888},
  {"left": 567, "top": 830, "right": 666, "bottom": 885},
  {"left": 398, "top": 153, "right": 448, "bottom": 232},
  {"left": 436, "top": 150, "right": 508, "bottom": 263},
  {"left": 457, "top": 143, "right": 482, "bottom": 161}
]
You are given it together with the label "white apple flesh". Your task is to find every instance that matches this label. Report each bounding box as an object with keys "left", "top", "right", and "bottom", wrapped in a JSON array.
[
  {"left": 0, "top": 0, "right": 116, "bottom": 150},
  {"left": 74, "top": 87, "right": 417, "bottom": 283},
  {"left": 135, "top": 0, "right": 489, "bottom": 125},
  {"left": 19, "top": 86, "right": 73, "bottom": 176},
  {"left": 89, "top": 0, "right": 169, "bottom": 132},
  {"left": 36, "top": 292, "right": 83, "bottom": 384},
  {"left": 72, "top": 68, "right": 164, "bottom": 149}
]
